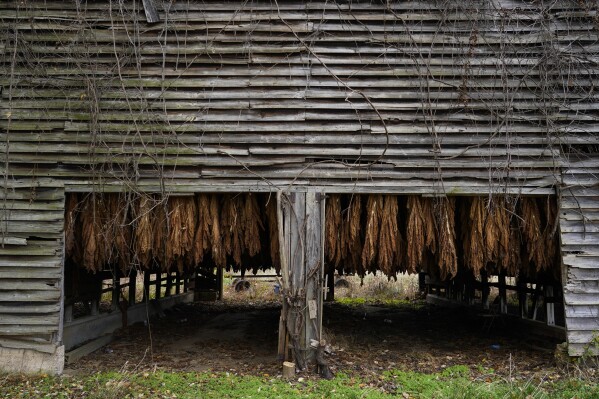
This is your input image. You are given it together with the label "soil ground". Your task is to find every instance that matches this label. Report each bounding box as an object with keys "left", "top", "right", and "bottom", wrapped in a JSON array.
[{"left": 66, "top": 276, "right": 567, "bottom": 383}]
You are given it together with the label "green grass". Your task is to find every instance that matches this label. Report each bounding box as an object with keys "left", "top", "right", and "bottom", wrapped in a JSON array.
[
  {"left": 335, "top": 296, "right": 423, "bottom": 309},
  {"left": 1, "top": 366, "right": 597, "bottom": 399}
]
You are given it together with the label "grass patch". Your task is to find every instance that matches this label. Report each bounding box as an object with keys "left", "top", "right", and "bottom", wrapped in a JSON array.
[
  {"left": 1, "top": 366, "right": 597, "bottom": 399},
  {"left": 335, "top": 296, "right": 419, "bottom": 308}
]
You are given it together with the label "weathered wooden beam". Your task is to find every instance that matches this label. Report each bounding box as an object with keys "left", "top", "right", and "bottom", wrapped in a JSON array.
[
  {"left": 546, "top": 285, "right": 556, "bottom": 327},
  {"left": 128, "top": 271, "right": 137, "bottom": 306},
  {"left": 142, "top": 0, "right": 160, "bottom": 23},
  {"left": 278, "top": 190, "right": 325, "bottom": 371},
  {"left": 498, "top": 273, "right": 508, "bottom": 315},
  {"left": 0, "top": 237, "right": 27, "bottom": 246}
]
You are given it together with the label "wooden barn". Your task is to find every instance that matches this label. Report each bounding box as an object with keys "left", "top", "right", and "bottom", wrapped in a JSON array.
[{"left": 0, "top": 0, "right": 598, "bottom": 374}]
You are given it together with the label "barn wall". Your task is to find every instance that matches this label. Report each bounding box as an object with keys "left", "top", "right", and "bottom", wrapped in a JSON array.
[
  {"left": 2, "top": 0, "right": 596, "bottom": 195},
  {"left": 0, "top": 0, "right": 598, "bottom": 372},
  {"left": 0, "top": 179, "right": 65, "bottom": 374},
  {"left": 561, "top": 162, "right": 599, "bottom": 356}
]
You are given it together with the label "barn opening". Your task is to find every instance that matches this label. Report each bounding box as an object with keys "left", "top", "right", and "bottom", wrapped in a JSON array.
[
  {"left": 322, "top": 194, "right": 565, "bottom": 326},
  {"left": 62, "top": 192, "right": 282, "bottom": 359},
  {"left": 61, "top": 192, "right": 565, "bottom": 371}
]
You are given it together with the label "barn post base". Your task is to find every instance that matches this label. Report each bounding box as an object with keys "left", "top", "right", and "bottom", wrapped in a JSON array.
[
  {"left": 0, "top": 345, "right": 64, "bottom": 375},
  {"left": 278, "top": 191, "right": 325, "bottom": 370}
]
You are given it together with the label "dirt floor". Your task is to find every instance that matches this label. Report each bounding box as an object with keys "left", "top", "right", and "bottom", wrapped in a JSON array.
[{"left": 66, "top": 291, "right": 564, "bottom": 383}]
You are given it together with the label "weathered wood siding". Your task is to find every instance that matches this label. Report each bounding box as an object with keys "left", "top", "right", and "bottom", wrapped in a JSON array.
[
  {"left": 1, "top": 0, "right": 596, "bottom": 194},
  {"left": 0, "top": 179, "right": 64, "bottom": 359},
  {"left": 561, "top": 162, "right": 599, "bottom": 356}
]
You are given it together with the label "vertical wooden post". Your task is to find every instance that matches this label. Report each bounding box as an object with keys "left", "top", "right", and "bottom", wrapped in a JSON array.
[
  {"left": 305, "top": 191, "right": 324, "bottom": 360},
  {"left": 467, "top": 273, "right": 476, "bottom": 305},
  {"left": 91, "top": 276, "right": 101, "bottom": 316},
  {"left": 64, "top": 304, "right": 73, "bottom": 324},
  {"left": 165, "top": 272, "right": 173, "bottom": 297},
  {"left": 498, "top": 273, "right": 508, "bottom": 314},
  {"left": 277, "top": 192, "right": 290, "bottom": 361},
  {"left": 481, "top": 271, "right": 490, "bottom": 309},
  {"left": 277, "top": 190, "right": 324, "bottom": 370},
  {"left": 175, "top": 272, "right": 181, "bottom": 295},
  {"left": 217, "top": 267, "right": 224, "bottom": 300},
  {"left": 142, "top": 271, "right": 150, "bottom": 302},
  {"left": 111, "top": 272, "right": 120, "bottom": 311},
  {"left": 325, "top": 267, "right": 335, "bottom": 302},
  {"left": 446, "top": 279, "right": 452, "bottom": 300},
  {"left": 155, "top": 272, "right": 162, "bottom": 300},
  {"left": 545, "top": 285, "right": 555, "bottom": 326},
  {"left": 418, "top": 272, "right": 426, "bottom": 295},
  {"left": 128, "top": 270, "right": 137, "bottom": 306},
  {"left": 91, "top": 299, "right": 99, "bottom": 316},
  {"left": 517, "top": 277, "right": 527, "bottom": 318},
  {"left": 290, "top": 192, "right": 306, "bottom": 364}
]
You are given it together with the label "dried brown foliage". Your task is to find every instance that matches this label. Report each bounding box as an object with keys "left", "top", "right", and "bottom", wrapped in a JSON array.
[
  {"left": 209, "top": 195, "right": 225, "bottom": 268},
  {"left": 265, "top": 196, "right": 280, "bottom": 272},
  {"left": 462, "top": 197, "right": 485, "bottom": 275},
  {"left": 67, "top": 192, "right": 560, "bottom": 281},
  {"left": 378, "top": 195, "right": 403, "bottom": 277},
  {"left": 519, "top": 197, "right": 559, "bottom": 276},
  {"left": 461, "top": 196, "right": 523, "bottom": 277},
  {"left": 220, "top": 195, "right": 244, "bottom": 268},
  {"left": 107, "top": 194, "right": 132, "bottom": 272},
  {"left": 325, "top": 195, "right": 342, "bottom": 268},
  {"left": 520, "top": 197, "right": 545, "bottom": 272},
  {"left": 166, "top": 196, "right": 197, "bottom": 272},
  {"left": 80, "top": 194, "right": 104, "bottom": 273},
  {"left": 65, "top": 193, "right": 81, "bottom": 263},
  {"left": 152, "top": 201, "right": 168, "bottom": 266},
  {"left": 541, "top": 197, "right": 559, "bottom": 277},
  {"left": 192, "top": 194, "right": 211, "bottom": 265},
  {"left": 133, "top": 195, "right": 153, "bottom": 269},
  {"left": 362, "top": 195, "right": 383, "bottom": 273},
  {"left": 406, "top": 196, "right": 436, "bottom": 274},
  {"left": 242, "top": 193, "right": 264, "bottom": 258},
  {"left": 339, "top": 195, "right": 363, "bottom": 276},
  {"left": 435, "top": 198, "right": 457, "bottom": 280}
]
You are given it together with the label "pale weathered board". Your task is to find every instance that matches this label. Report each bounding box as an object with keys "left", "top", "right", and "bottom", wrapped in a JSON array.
[
  {"left": 0, "top": 180, "right": 64, "bottom": 354},
  {"left": 561, "top": 185, "right": 599, "bottom": 356}
]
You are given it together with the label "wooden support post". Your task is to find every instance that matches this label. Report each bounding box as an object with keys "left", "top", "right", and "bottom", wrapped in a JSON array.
[
  {"left": 277, "top": 191, "right": 325, "bottom": 371},
  {"left": 155, "top": 272, "right": 162, "bottom": 300},
  {"left": 469, "top": 273, "right": 477, "bottom": 305},
  {"left": 128, "top": 271, "right": 137, "bottom": 306},
  {"left": 498, "top": 273, "right": 508, "bottom": 314},
  {"left": 545, "top": 285, "right": 555, "bottom": 326},
  {"left": 91, "top": 276, "right": 101, "bottom": 316},
  {"left": 217, "top": 267, "right": 224, "bottom": 300},
  {"left": 305, "top": 191, "right": 324, "bottom": 364},
  {"left": 175, "top": 272, "right": 181, "bottom": 295},
  {"left": 91, "top": 299, "right": 99, "bottom": 316},
  {"left": 183, "top": 273, "right": 189, "bottom": 293},
  {"left": 142, "top": 271, "right": 150, "bottom": 302},
  {"left": 517, "top": 277, "right": 527, "bottom": 318},
  {"left": 325, "top": 267, "right": 335, "bottom": 302},
  {"left": 446, "top": 279, "right": 452, "bottom": 300},
  {"left": 165, "top": 272, "right": 173, "bottom": 297},
  {"left": 418, "top": 272, "right": 426, "bottom": 295},
  {"left": 481, "top": 271, "right": 490, "bottom": 309},
  {"left": 64, "top": 304, "right": 73, "bottom": 324},
  {"left": 111, "top": 272, "right": 120, "bottom": 311},
  {"left": 531, "top": 283, "right": 542, "bottom": 320}
]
